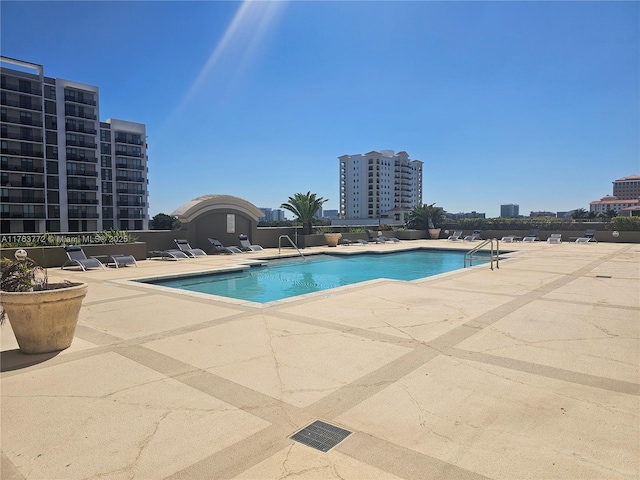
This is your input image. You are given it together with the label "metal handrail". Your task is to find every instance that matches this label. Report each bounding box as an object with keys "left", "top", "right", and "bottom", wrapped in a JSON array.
[
  {"left": 464, "top": 238, "right": 500, "bottom": 270},
  {"left": 279, "top": 235, "right": 305, "bottom": 259}
]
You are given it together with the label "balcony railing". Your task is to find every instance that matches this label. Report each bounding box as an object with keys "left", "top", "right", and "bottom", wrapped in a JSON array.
[
  {"left": 0, "top": 211, "right": 46, "bottom": 219},
  {"left": 1, "top": 114, "right": 43, "bottom": 127},
  {"left": 64, "top": 95, "right": 96, "bottom": 106},
  {"left": 117, "top": 201, "right": 146, "bottom": 207},
  {"left": 117, "top": 188, "right": 145, "bottom": 195},
  {"left": 1, "top": 148, "right": 44, "bottom": 158},
  {"left": 115, "top": 162, "right": 145, "bottom": 171},
  {"left": 0, "top": 98, "right": 43, "bottom": 111},
  {"left": 66, "top": 154, "right": 97, "bottom": 163},
  {"left": 68, "top": 212, "right": 100, "bottom": 219},
  {"left": 0, "top": 131, "right": 44, "bottom": 143},
  {"left": 65, "top": 125, "right": 97, "bottom": 135},
  {"left": 1, "top": 181, "right": 45, "bottom": 189},
  {"left": 115, "top": 136, "right": 143, "bottom": 145},
  {"left": 1, "top": 195, "right": 46, "bottom": 203},
  {"left": 67, "top": 184, "right": 98, "bottom": 191},
  {"left": 115, "top": 151, "right": 143, "bottom": 158},
  {"left": 68, "top": 198, "right": 99, "bottom": 205},
  {"left": 64, "top": 110, "right": 97, "bottom": 120},
  {"left": 66, "top": 139, "right": 97, "bottom": 149},
  {"left": 116, "top": 175, "right": 144, "bottom": 182},
  {"left": 1, "top": 164, "right": 45, "bottom": 173},
  {"left": 1, "top": 81, "right": 41, "bottom": 95},
  {"left": 66, "top": 170, "right": 98, "bottom": 177}
]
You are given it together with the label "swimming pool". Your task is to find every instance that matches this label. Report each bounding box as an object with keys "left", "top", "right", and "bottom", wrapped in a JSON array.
[{"left": 142, "top": 249, "right": 476, "bottom": 304}]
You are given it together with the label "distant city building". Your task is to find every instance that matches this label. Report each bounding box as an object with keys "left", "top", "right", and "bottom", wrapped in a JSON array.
[
  {"left": 589, "top": 174, "right": 640, "bottom": 215},
  {"left": 339, "top": 149, "right": 422, "bottom": 224},
  {"left": 322, "top": 209, "right": 339, "bottom": 219},
  {"left": 1, "top": 56, "right": 149, "bottom": 233},
  {"left": 258, "top": 208, "right": 285, "bottom": 223},
  {"left": 557, "top": 210, "right": 578, "bottom": 219},
  {"left": 530, "top": 211, "right": 556, "bottom": 218},
  {"left": 445, "top": 211, "right": 486, "bottom": 220},
  {"left": 612, "top": 174, "right": 640, "bottom": 200},
  {"left": 500, "top": 204, "right": 519, "bottom": 218},
  {"left": 590, "top": 195, "right": 639, "bottom": 216}
]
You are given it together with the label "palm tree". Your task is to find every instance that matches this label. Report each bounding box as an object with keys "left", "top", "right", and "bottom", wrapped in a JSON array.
[
  {"left": 406, "top": 203, "right": 444, "bottom": 230},
  {"left": 281, "top": 192, "right": 328, "bottom": 235}
]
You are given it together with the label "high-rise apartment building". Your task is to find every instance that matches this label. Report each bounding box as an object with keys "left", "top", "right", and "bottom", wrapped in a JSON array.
[
  {"left": 500, "top": 204, "right": 519, "bottom": 218},
  {"left": 339, "top": 150, "right": 422, "bottom": 222},
  {"left": 1, "top": 56, "right": 148, "bottom": 234},
  {"left": 589, "top": 174, "right": 640, "bottom": 216}
]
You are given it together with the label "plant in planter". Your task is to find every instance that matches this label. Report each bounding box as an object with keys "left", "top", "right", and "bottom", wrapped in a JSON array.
[
  {"left": 407, "top": 203, "right": 445, "bottom": 239},
  {"left": 1, "top": 250, "right": 88, "bottom": 354},
  {"left": 281, "top": 191, "right": 328, "bottom": 235}
]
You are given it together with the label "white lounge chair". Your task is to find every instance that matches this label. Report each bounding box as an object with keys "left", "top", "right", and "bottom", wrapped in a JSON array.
[
  {"left": 448, "top": 230, "right": 463, "bottom": 241},
  {"left": 547, "top": 234, "right": 562, "bottom": 244},
  {"left": 464, "top": 230, "right": 482, "bottom": 241},
  {"left": 501, "top": 235, "right": 515, "bottom": 243},
  {"left": 523, "top": 229, "right": 540, "bottom": 242}
]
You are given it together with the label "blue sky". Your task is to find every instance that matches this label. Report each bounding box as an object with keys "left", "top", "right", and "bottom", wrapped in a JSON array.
[{"left": 2, "top": 1, "right": 638, "bottom": 218}]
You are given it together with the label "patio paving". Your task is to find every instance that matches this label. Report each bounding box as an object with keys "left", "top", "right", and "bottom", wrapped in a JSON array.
[{"left": 1, "top": 240, "right": 638, "bottom": 479}]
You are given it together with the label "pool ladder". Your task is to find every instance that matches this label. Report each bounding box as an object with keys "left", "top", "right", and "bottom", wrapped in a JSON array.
[
  {"left": 279, "top": 235, "right": 305, "bottom": 259},
  {"left": 464, "top": 238, "right": 500, "bottom": 270}
]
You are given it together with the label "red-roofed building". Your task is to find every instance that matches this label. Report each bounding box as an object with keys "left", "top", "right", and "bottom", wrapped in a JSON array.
[{"left": 590, "top": 175, "right": 640, "bottom": 216}]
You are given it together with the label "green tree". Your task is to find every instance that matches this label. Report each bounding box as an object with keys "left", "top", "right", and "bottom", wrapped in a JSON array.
[
  {"left": 571, "top": 208, "right": 589, "bottom": 219},
  {"left": 149, "top": 213, "right": 181, "bottom": 230},
  {"left": 406, "top": 203, "right": 445, "bottom": 230},
  {"left": 280, "top": 192, "right": 328, "bottom": 235}
]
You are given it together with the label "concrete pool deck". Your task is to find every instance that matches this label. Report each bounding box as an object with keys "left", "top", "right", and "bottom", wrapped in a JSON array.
[{"left": 1, "top": 240, "right": 638, "bottom": 479}]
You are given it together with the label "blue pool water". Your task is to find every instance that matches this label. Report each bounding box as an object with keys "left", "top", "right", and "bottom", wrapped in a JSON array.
[{"left": 143, "top": 250, "right": 472, "bottom": 303}]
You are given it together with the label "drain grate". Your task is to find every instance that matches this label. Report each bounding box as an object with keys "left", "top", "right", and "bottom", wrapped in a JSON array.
[{"left": 290, "top": 420, "right": 352, "bottom": 452}]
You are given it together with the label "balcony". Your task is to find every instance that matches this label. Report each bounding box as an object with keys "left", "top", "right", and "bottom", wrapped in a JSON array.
[
  {"left": 1, "top": 195, "right": 46, "bottom": 203},
  {"left": 66, "top": 139, "right": 97, "bottom": 149},
  {"left": 115, "top": 150, "right": 143, "bottom": 158},
  {"left": 66, "top": 154, "right": 97, "bottom": 163},
  {"left": 0, "top": 211, "right": 46, "bottom": 219},
  {"left": 1, "top": 163, "right": 45, "bottom": 173},
  {"left": 68, "top": 198, "right": 99, "bottom": 205},
  {"left": 1, "top": 181, "right": 45, "bottom": 189},
  {"left": 2, "top": 81, "right": 42, "bottom": 95},
  {"left": 68, "top": 212, "right": 100, "bottom": 219},
  {"left": 66, "top": 170, "right": 98, "bottom": 177},
  {"left": 1, "top": 131, "right": 44, "bottom": 143},
  {"left": 0, "top": 98, "right": 43, "bottom": 111},
  {"left": 1, "top": 114, "right": 43, "bottom": 127},
  {"left": 65, "top": 125, "right": 97, "bottom": 135},
  {"left": 116, "top": 175, "right": 144, "bottom": 182},
  {"left": 67, "top": 184, "right": 98, "bottom": 191},
  {"left": 115, "top": 162, "right": 145, "bottom": 171},
  {"left": 115, "top": 136, "right": 142, "bottom": 145},
  {"left": 1, "top": 147, "right": 44, "bottom": 158},
  {"left": 118, "top": 214, "right": 146, "bottom": 220},
  {"left": 117, "top": 201, "right": 146, "bottom": 207},
  {"left": 64, "top": 110, "right": 97, "bottom": 120},
  {"left": 64, "top": 95, "right": 96, "bottom": 106},
  {"left": 117, "top": 188, "right": 145, "bottom": 195}
]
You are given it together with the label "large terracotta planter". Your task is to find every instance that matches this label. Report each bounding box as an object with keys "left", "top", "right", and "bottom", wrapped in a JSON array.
[
  {"left": 324, "top": 233, "right": 342, "bottom": 247},
  {"left": 2, "top": 283, "right": 88, "bottom": 354},
  {"left": 428, "top": 228, "right": 442, "bottom": 239}
]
